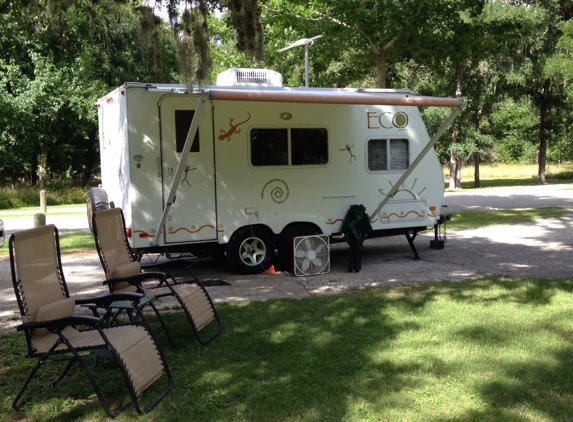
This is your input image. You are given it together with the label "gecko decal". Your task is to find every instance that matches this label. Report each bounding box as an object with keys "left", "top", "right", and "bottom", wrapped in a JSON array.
[{"left": 218, "top": 112, "right": 251, "bottom": 141}]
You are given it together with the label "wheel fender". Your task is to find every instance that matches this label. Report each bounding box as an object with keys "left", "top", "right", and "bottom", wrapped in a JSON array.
[{"left": 219, "top": 216, "right": 331, "bottom": 245}]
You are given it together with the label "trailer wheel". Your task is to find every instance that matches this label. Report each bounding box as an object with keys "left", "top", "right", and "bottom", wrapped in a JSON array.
[
  {"left": 277, "top": 224, "right": 319, "bottom": 271},
  {"left": 227, "top": 227, "right": 274, "bottom": 275},
  {"left": 87, "top": 187, "right": 109, "bottom": 233}
]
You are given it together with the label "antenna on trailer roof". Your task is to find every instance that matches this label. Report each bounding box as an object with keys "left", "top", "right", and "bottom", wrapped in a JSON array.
[{"left": 278, "top": 35, "right": 322, "bottom": 88}]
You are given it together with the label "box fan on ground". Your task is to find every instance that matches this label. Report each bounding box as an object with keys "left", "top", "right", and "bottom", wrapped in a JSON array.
[{"left": 293, "top": 235, "right": 330, "bottom": 276}]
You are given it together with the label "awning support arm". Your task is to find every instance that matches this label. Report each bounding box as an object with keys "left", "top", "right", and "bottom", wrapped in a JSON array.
[
  {"left": 369, "top": 103, "right": 465, "bottom": 218},
  {"left": 152, "top": 95, "right": 206, "bottom": 246}
]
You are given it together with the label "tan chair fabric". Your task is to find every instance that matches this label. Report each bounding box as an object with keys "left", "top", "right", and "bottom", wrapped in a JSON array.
[
  {"left": 93, "top": 207, "right": 221, "bottom": 345},
  {"left": 34, "top": 297, "right": 76, "bottom": 336},
  {"left": 10, "top": 225, "right": 173, "bottom": 416},
  {"left": 175, "top": 284, "right": 215, "bottom": 331},
  {"left": 94, "top": 208, "right": 133, "bottom": 273},
  {"left": 94, "top": 208, "right": 137, "bottom": 292},
  {"left": 11, "top": 224, "right": 168, "bottom": 400},
  {"left": 12, "top": 225, "right": 67, "bottom": 318}
]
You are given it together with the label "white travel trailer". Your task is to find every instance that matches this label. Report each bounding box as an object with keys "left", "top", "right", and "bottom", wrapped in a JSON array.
[{"left": 90, "top": 69, "right": 464, "bottom": 274}]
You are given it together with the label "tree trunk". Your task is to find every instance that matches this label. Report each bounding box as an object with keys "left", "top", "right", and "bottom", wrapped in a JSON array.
[
  {"left": 449, "top": 65, "right": 464, "bottom": 190},
  {"left": 448, "top": 149, "right": 460, "bottom": 190},
  {"left": 474, "top": 108, "right": 481, "bottom": 188},
  {"left": 38, "top": 140, "right": 48, "bottom": 190},
  {"left": 375, "top": 52, "right": 386, "bottom": 88},
  {"left": 536, "top": 78, "right": 550, "bottom": 185},
  {"left": 474, "top": 152, "right": 481, "bottom": 188},
  {"left": 31, "top": 153, "right": 38, "bottom": 186}
]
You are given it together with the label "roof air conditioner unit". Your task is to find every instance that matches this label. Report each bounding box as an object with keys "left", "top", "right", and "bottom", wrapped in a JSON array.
[{"left": 216, "top": 68, "right": 283, "bottom": 87}]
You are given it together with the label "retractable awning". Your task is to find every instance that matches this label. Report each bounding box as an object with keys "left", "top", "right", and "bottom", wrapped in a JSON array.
[{"left": 208, "top": 89, "right": 464, "bottom": 108}]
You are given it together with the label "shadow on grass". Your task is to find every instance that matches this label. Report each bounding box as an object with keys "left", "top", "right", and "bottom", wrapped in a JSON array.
[{"left": 4, "top": 278, "right": 573, "bottom": 420}]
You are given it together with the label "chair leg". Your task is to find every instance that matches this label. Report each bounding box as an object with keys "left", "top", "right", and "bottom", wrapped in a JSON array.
[
  {"left": 13, "top": 356, "right": 76, "bottom": 410},
  {"left": 146, "top": 301, "right": 177, "bottom": 348}
]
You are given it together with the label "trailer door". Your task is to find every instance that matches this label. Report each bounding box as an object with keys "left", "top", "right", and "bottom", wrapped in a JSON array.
[{"left": 160, "top": 95, "right": 217, "bottom": 243}]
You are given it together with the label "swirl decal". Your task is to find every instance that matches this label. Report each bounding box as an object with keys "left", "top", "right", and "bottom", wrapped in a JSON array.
[
  {"left": 168, "top": 224, "right": 215, "bottom": 234},
  {"left": 326, "top": 218, "right": 344, "bottom": 225},
  {"left": 261, "top": 179, "right": 290, "bottom": 204},
  {"left": 134, "top": 229, "right": 155, "bottom": 238},
  {"left": 381, "top": 210, "right": 425, "bottom": 220}
]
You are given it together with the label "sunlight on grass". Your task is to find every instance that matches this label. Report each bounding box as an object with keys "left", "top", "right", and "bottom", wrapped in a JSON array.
[
  {"left": 4, "top": 277, "right": 573, "bottom": 421},
  {"left": 447, "top": 207, "right": 572, "bottom": 231},
  {"left": 0, "top": 230, "right": 94, "bottom": 259},
  {"left": 0, "top": 204, "right": 84, "bottom": 218},
  {"left": 443, "top": 163, "right": 573, "bottom": 189}
]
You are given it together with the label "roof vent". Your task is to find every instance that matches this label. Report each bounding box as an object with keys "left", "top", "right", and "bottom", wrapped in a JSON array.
[{"left": 216, "top": 68, "right": 283, "bottom": 87}]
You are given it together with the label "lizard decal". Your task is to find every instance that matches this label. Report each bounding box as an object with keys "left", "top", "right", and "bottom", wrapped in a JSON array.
[{"left": 218, "top": 112, "right": 251, "bottom": 141}]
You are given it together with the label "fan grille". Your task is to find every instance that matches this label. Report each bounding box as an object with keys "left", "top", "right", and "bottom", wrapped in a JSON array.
[{"left": 293, "top": 235, "right": 330, "bottom": 277}]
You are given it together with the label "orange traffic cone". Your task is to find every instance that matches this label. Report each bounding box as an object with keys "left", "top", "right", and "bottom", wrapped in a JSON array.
[{"left": 263, "top": 264, "right": 276, "bottom": 274}]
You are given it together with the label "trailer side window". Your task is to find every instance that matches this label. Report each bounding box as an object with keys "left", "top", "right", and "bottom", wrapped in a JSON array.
[
  {"left": 291, "top": 129, "right": 328, "bottom": 165},
  {"left": 250, "top": 128, "right": 328, "bottom": 167},
  {"left": 368, "top": 138, "right": 409, "bottom": 171},
  {"left": 251, "top": 129, "right": 288, "bottom": 166},
  {"left": 175, "top": 110, "right": 200, "bottom": 153}
]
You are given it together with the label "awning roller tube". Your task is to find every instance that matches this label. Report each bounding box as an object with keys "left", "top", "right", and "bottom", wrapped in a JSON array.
[{"left": 208, "top": 89, "right": 465, "bottom": 108}]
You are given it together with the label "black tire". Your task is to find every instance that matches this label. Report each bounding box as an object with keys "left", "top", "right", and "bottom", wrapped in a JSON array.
[
  {"left": 226, "top": 226, "right": 275, "bottom": 275},
  {"left": 277, "top": 224, "right": 319, "bottom": 271},
  {"left": 87, "top": 187, "right": 110, "bottom": 233}
]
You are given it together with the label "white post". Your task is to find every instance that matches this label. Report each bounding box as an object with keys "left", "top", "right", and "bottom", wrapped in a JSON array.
[{"left": 305, "top": 44, "right": 309, "bottom": 88}]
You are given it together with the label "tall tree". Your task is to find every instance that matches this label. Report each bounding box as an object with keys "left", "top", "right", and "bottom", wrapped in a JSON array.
[
  {"left": 260, "top": 0, "right": 483, "bottom": 89},
  {"left": 0, "top": 0, "right": 179, "bottom": 186}
]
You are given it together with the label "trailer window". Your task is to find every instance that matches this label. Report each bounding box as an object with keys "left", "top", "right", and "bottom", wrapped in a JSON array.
[
  {"left": 175, "top": 110, "right": 200, "bottom": 153},
  {"left": 250, "top": 128, "right": 328, "bottom": 167},
  {"left": 291, "top": 129, "right": 328, "bottom": 165},
  {"left": 368, "top": 138, "right": 409, "bottom": 171}
]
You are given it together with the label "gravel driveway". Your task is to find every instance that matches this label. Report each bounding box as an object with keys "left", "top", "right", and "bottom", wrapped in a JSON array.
[{"left": 1, "top": 183, "right": 572, "bottom": 333}]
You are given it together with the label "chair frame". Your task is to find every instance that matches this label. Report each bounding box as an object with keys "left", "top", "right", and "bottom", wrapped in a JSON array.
[
  {"left": 9, "top": 226, "right": 173, "bottom": 418},
  {"left": 92, "top": 208, "right": 223, "bottom": 346}
]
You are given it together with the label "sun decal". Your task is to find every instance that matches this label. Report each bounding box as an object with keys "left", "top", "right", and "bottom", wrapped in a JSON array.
[{"left": 378, "top": 178, "right": 427, "bottom": 199}]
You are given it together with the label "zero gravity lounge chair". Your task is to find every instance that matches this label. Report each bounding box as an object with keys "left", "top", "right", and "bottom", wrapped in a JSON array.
[
  {"left": 92, "top": 208, "right": 222, "bottom": 346},
  {"left": 9, "top": 225, "right": 173, "bottom": 417}
]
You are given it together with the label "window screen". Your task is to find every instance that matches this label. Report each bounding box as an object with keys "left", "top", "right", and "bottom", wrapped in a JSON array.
[
  {"left": 368, "top": 138, "right": 409, "bottom": 171},
  {"left": 175, "top": 110, "right": 200, "bottom": 153},
  {"left": 250, "top": 128, "right": 328, "bottom": 167},
  {"left": 390, "top": 139, "right": 409, "bottom": 170},
  {"left": 367, "top": 139, "right": 387, "bottom": 171}
]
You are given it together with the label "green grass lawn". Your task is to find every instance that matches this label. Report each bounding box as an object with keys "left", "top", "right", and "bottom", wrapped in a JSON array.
[
  {"left": 3, "top": 277, "right": 573, "bottom": 421},
  {"left": 443, "top": 163, "right": 573, "bottom": 189}
]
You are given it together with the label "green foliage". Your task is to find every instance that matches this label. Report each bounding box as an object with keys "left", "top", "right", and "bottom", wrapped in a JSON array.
[
  {"left": 0, "top": 185, "right": 90, "bottom": 209},
  {"left": 0, "top": 0, "right": 181, "bottom": 187},
  {"left": 490, "top": 97, "right": 539, "bottom": 163}
]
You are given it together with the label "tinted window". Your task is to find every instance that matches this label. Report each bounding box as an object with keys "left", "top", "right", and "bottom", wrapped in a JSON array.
[
  {"left": 250, "top": 129, "right": 288, "bottom": 166},
  {"left": 250, "top": 128, "right": 328, "bottom": 167},
  {"left": 291, "top": 129, "right": 328, "bottom": 165},
  {"left": 175, "top": 110, "right": 200, "bottom": 153}
]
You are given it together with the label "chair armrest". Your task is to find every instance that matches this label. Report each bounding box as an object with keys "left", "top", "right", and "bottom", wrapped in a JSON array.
[
  {"left": 16, "top": 316, "right": 102, "bottom": 332},
  {"left": 141, "top": 259, "right": 194, "bottom": 271},
  {"left": 75, "top": 293, "right": 145, "bottom": 307},
  {"left": 103, "top": 271, "right": 167, "bottom": 288},
  {"left": 142, "top": 259, "right": 199, "bottom": 283}
]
